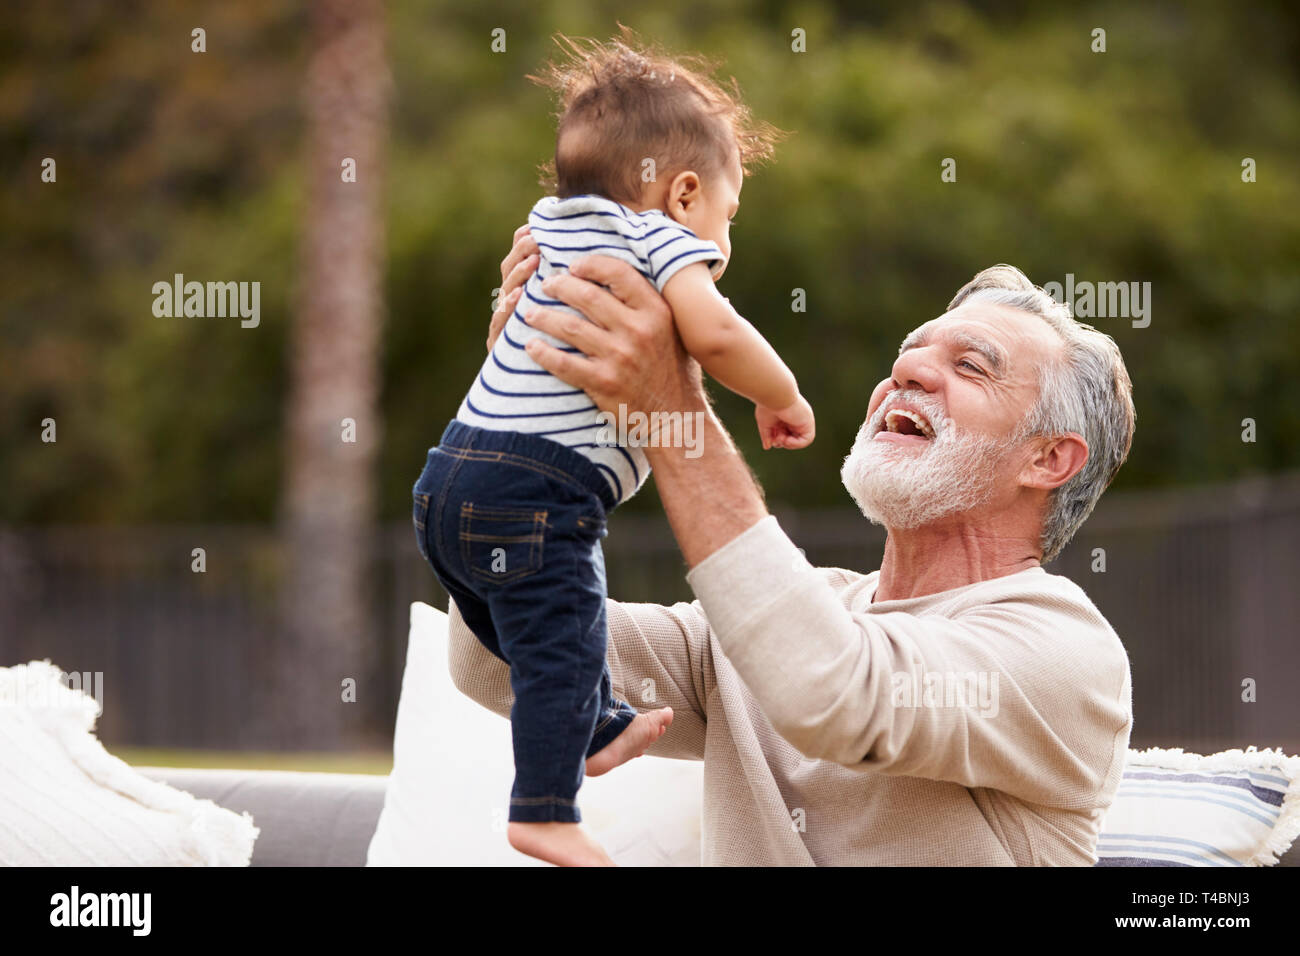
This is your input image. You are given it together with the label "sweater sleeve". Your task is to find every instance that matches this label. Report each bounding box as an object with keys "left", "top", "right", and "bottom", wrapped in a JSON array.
[
  {"left": 446, "top": 595, "right": 713, "bottom": 760},
  {"left": 684, "top": 516, "right": 1133, "bottom": 809}
]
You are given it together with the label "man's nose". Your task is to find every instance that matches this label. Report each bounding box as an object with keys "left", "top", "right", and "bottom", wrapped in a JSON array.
[{"left": 890, "top": 345, "right": 943, "bottom": 392}]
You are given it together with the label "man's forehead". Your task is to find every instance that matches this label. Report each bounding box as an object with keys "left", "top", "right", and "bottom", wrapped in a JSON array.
[{"left": 900, "top": 305, "right": 1057, "bottom": 362}]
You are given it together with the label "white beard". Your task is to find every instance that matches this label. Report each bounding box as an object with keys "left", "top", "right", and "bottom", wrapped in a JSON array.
[{"left": 840, "top": 389, "right": 1018, "bottom": 530}]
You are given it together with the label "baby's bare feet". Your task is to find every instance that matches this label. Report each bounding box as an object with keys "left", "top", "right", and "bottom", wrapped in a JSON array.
[
  {"left": 507, "top": 821, "right": 615, "bottom": 867},
  {"left": 585, "top": 707, "right": 673, "bottom": 777}
]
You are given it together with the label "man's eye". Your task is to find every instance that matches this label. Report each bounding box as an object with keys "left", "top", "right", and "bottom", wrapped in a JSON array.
[{"left": 959, "top": 360, "right": 984, "bottom": 374}]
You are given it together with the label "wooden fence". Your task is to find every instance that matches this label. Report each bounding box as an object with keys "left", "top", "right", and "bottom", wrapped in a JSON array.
[{"left": 1, "top": 472, "right": 1297, "bottom": 756}]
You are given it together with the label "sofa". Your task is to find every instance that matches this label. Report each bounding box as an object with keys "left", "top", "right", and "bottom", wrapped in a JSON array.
[
  {"left": 134, "top": 765, "right": 1300, "bottom": 867},
  {"left": 5, "top": 605, "right": 1290, "bottom": 867},
  {"left": 135, "top": 767, "right": 388, "bottom": 866}
]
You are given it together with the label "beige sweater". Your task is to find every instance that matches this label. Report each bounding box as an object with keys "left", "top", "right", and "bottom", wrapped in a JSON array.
[{"left": 447, "top": 515, "right": 1133, "bottom": 866}]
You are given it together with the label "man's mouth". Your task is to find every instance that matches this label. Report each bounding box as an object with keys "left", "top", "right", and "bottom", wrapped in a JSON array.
[{"left": 873, "top": 406, "right": 936, "bottom": 444}]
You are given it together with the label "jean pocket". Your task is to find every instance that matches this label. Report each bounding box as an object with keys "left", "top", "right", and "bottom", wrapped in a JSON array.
[
  {"left": 459, "top": 503, "right": 547, "bottom": 584},
  {"left": 412, "top": 492, "right": 431, "bottom": 563}
]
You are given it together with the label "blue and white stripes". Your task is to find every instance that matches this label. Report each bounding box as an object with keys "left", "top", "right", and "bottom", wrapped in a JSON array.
[
  {"left": 1095, "top": 747, "right": 1300, "bottom": 866},
  {"left": 456, "top": 194, "right": 724, "bottom": 504}
]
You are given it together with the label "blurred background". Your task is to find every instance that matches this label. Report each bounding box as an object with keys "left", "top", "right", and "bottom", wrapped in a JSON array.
[{"left": 1, "top": 0, "right": 1297, "bottom": 771}]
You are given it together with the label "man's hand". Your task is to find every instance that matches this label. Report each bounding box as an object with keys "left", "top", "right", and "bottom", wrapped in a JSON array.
[
  {"left": 488, "top": 224, "right": 540, "bottom": 352},
  {"left": 505, "top": 249, "right": 768, "bottom": 569},
  {"left": 520, "top": 255, "right": 705, "bottom": 419}
]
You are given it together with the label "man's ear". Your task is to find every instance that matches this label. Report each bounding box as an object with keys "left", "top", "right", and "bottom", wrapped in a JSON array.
[{"left": 1020, "top": 432, "right": 1088, "bottom": 491}]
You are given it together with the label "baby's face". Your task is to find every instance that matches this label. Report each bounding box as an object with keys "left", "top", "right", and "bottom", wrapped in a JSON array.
[{"left": 677, "top": 147, "right": 742, "bottom": 280}]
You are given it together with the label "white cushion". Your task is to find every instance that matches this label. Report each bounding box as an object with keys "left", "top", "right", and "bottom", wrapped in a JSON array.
[
  {"left": 367, "top": 601, "right": 703, "bottom": 866},
  {"left": 0, "top": 660, "right": 258, "bottom": 866},
  {"left": 1097, "top": 746, "right": 1300, "bottom": 866}
]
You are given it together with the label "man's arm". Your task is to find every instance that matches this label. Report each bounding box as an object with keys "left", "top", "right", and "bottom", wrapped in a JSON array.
[
  {"left": 522, "top": 255, "right": 771, "bottom": 569},
  {"left": 519, "top": 254, "right": 1130, "bottom": 808},
  {"left": 489, "top": 230, "right": 769, "bottom": 567},
  {"left": 446, "top": 595, "right": 713, "bottom": 760},
  {"left": 684, "top": 516, "right": 1133, "bottom": 808}
]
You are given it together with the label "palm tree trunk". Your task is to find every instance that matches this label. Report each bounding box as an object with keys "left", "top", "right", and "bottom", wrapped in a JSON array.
[{"left": 274, "top": 0, "right": 389, "bottom": 750}]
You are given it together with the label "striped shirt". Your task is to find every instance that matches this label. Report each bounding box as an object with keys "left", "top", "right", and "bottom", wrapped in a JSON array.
[{"left": 455, "top": 194, "right": 724, "bottom": 505}]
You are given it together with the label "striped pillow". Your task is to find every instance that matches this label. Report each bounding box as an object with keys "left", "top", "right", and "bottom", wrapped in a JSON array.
[{"left": 1096, "top": 746, "right": 1300, "bottom": 866}]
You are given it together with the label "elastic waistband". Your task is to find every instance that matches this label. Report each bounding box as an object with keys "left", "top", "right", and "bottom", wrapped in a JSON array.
[{"left": 436, "top": 419, "right": 618, "bottom": 513}]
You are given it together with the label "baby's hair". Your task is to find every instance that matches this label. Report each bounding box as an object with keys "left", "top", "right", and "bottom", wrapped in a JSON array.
[{"left": 528, "top": 24, "right": 786, "bottom": 205}]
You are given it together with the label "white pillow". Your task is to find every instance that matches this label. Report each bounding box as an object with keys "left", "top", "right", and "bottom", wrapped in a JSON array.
[
  {"left": 367, "top": 601, "right": 703, "bottom": 866},
  {"left": 1097, "top": 746, "right": 1300, "bottom": 866},
  {"left": 0, "top": 660, "right": 258, "bottom": 866}
]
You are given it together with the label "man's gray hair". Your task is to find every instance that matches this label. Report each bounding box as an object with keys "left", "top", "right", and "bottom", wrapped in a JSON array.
[{"left": 946, "top": 265, "right": 1136, "bottom": 562}]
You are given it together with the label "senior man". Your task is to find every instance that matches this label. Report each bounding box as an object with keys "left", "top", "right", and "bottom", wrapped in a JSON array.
[{"left": 448, "top": 232, "right": 1136, "bottom": 866}]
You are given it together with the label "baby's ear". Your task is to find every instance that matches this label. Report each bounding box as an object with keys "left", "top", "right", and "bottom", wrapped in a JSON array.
[{"left": 667, "top": 169, "right": 703, "bottom": 210}]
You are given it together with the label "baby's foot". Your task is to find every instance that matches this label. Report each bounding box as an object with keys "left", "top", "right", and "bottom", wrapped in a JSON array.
[
  {"left": 507, "top": 821, "right": 615, "bottom": 867},
  {"left": 585, "top": 707, "right": 673, "bottom": 777}
]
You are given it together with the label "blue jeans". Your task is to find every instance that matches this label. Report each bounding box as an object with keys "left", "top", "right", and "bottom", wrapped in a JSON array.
[{"left": 412, "top": 419, "right": 639, "bottom": 823}]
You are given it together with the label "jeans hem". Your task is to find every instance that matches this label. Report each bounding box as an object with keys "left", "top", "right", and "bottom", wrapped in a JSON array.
[
  {"left": 508, "top": 800, "right": 582, "bottom": 824},
  {"left": 586, "top": 702, "right": 638, "bottom": 757}
]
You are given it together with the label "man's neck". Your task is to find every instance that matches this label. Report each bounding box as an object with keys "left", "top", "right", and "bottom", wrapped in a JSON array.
[{"left": 874, "top": 521, "right": 1041, "bottom": 602}]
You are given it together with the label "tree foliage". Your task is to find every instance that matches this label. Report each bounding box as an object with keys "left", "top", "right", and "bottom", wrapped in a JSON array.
[{"left": 2, "top": 0, "right": 1297, "bottom": 523}]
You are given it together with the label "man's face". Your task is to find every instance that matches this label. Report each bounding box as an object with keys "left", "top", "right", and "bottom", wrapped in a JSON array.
[{"left": 841, "top": 302, "right": 1062, "bottom": 529}]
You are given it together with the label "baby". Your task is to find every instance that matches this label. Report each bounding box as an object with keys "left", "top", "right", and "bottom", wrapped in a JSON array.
[{"left": 412, "top": 32, "right": 814, "bottom": 867}]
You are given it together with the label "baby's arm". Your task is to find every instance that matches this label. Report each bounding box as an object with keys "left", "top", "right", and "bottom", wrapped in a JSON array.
[{"left": 661, "top": 262, "right": 814, "bottom": 449}]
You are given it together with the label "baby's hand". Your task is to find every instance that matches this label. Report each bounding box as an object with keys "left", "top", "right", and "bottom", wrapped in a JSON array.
[{"left": 756, "top": 396, "right": 815, "bottom": 450}]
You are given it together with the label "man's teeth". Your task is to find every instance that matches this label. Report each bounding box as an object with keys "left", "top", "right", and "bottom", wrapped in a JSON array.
[{"left": 884, "top": 409, "right": 935, "bottom": 438}]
